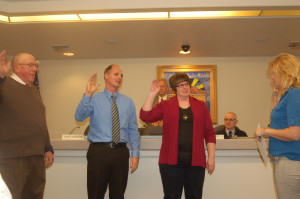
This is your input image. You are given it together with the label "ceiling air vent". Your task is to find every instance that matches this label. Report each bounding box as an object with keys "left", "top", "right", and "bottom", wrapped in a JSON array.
[
  {"left": 288, "top": 41, "right": 300, "bottom": 49},
  {"left": 52, "top": 44, "right": 69, "bottom": 53}
]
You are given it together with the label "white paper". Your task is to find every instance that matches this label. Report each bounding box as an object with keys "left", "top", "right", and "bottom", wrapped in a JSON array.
[
  {"left": 0, "top": 174, "right": 12, "bottom": 199},
  {"left": 256, "top": 123, "right": 269, "bottom": 167}
]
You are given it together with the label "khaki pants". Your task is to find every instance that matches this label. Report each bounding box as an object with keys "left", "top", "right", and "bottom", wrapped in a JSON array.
[{"left": 271, "top": 156, "right": 300, "bottom": 199}]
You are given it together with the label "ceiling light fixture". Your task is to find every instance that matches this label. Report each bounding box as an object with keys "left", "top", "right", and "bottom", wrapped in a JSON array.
[
  {"left": 0, "top": 15, "right": 9, "bottom": 22},
  {"left": 170, "top": 10, "right": 261, "bottom": 18},
  {"left": 63, "top": 52, "right": 75, "bottom": 56},
  {"left": 261, "top": 10, "right": 300, "bottom": 16},
  {"left": 1, "top": 9, "right": 300, "bottom": 24},
  {"left": 10, "top": 14, "right": 80, "bottom": 23},
  {"left": 79, "top": 12, "right": 168, "bottom": 21},
  {"left": 179, "top": 44, "right": 190, "bottom": 54}
]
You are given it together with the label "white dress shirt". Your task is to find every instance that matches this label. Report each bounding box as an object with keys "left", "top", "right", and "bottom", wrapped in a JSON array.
[
  {"left": 158, "top": 95, "right": 168, "bottom": 102},
  {"left": 10, "top": 73, "right": 26, "bottom": 85},
  {"left": 225, "top": 129, "right": 236, "bottom": 137}
]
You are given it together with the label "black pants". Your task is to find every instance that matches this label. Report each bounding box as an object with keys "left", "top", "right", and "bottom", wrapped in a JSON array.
[
  {"left": 87, "top": 143, "right": 129, "bottom": 199},
  {"left": 159, "top": 162, "right": 205, "bottom": 199},
  {"left": 0, "top": 156, "right": 46, "bottom": 199}
]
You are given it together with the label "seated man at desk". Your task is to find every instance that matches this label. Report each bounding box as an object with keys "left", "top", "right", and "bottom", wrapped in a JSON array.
[{"left": 215, "top": 112, "right": 248, "bottom": 139}]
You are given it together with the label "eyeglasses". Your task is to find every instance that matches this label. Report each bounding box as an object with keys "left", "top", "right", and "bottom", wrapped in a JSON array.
[
  {"left": 224, "top": 118, "right": 236, "bottom": 122},
  {"left": 176, "top": 82, "right": 189, "bottom": 88},
  {"left": 18, "top": 63, "right": 38, "bottom": 68}
]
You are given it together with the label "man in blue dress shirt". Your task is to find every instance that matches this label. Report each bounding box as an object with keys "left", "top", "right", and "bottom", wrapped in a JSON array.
[{"left": 75, "top": 64, "right": 140, "bottom": 199}]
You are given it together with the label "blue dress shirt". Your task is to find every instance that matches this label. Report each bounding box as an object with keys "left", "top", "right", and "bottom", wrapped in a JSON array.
[
  {"left": 269, "top": 87, "right": 300, "bottom": 161},
  {"left": 75, "top": 89, "right": 140, "bottom": 157}
]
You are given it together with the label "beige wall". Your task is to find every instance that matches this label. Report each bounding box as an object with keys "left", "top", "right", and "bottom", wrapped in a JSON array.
[{"left": 39, "top": 56, "right": 273, "bottom": 138}]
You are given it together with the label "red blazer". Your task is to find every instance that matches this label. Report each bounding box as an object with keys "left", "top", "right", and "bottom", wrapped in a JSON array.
[{"left": 140, "top": 96, "right": 216, "bottom": 167}]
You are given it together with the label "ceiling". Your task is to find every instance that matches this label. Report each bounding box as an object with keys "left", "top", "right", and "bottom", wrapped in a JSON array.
[{"left": 1, "top": 12, "right": 300, "bottom": 59}]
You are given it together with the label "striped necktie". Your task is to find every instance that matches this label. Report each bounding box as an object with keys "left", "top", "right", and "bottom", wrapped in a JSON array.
[{"left": 111, "top": 94, "right": 120, "bottom": 143}]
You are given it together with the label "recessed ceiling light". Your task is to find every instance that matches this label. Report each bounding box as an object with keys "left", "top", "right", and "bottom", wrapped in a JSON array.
[{"left": 63, "top": 52, "right": 75, "bottom": 56}]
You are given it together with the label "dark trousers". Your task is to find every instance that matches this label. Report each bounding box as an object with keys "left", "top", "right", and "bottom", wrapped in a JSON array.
[
  {"left": 87, "top": 143, "right": 129, "bottom": 199},
  {"left": 0, "top": 156, "right": 46, "bottom": 199},
  {"left": 159, "top": 162, "right": 205, "bottom": 199}
]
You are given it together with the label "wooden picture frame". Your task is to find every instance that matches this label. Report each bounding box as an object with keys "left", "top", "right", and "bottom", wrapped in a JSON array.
[{"left": 157, "top": 65, "right": 217, "bottom": 123}]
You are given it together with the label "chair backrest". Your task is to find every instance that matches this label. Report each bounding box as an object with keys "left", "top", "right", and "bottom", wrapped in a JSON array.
[
  {"left": 139, "top": 124, "right": 162, "bottom": 136},
  {"left": 214, "top": 124, "right": 225, "bottom": 132},
  {"left": 214, "top": 124, "right": 241, "bottom": 132}
]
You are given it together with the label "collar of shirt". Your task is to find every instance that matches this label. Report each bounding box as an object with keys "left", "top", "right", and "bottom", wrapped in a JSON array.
[
  {"left": 10, "top": 73, "right": 26, "bottom": 85},
  {"left": 159, "top": 95, "right": 168, "bottom": 101},
  {"left": 104, "top": 89, "right": 120, "bottom": 99}
]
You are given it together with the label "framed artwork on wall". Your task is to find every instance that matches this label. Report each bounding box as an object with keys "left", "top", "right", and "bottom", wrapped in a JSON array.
[{"left": 157, "top": 65, "right": 217, "bottom": 123}]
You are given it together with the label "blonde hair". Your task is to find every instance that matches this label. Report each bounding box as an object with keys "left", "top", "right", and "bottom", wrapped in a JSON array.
[{"left": 268, "top": 53, "right": 300, "bottom": 95}]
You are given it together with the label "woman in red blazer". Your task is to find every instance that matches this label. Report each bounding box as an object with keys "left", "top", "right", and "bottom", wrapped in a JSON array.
[{"left": 140, "top": 73, "right": 216, "bottom": 199}]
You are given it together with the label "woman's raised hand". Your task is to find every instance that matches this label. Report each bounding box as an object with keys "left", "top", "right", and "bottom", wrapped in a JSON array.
[{"left": 150, "top": 79, "right": 160, "bottom": 93}]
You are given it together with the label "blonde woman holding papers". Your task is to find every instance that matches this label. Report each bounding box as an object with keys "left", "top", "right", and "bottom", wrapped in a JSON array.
[{"left": 255, "top": 53, "right": 300, "bottom": 199}]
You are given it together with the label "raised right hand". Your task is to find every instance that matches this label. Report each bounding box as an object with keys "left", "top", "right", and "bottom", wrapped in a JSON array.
[
  {"left": 85, "top": 73, "right": 100, "bottom": 96},
  {"left": 0, "top": 50, "right": 11, "bottom": 78}
]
